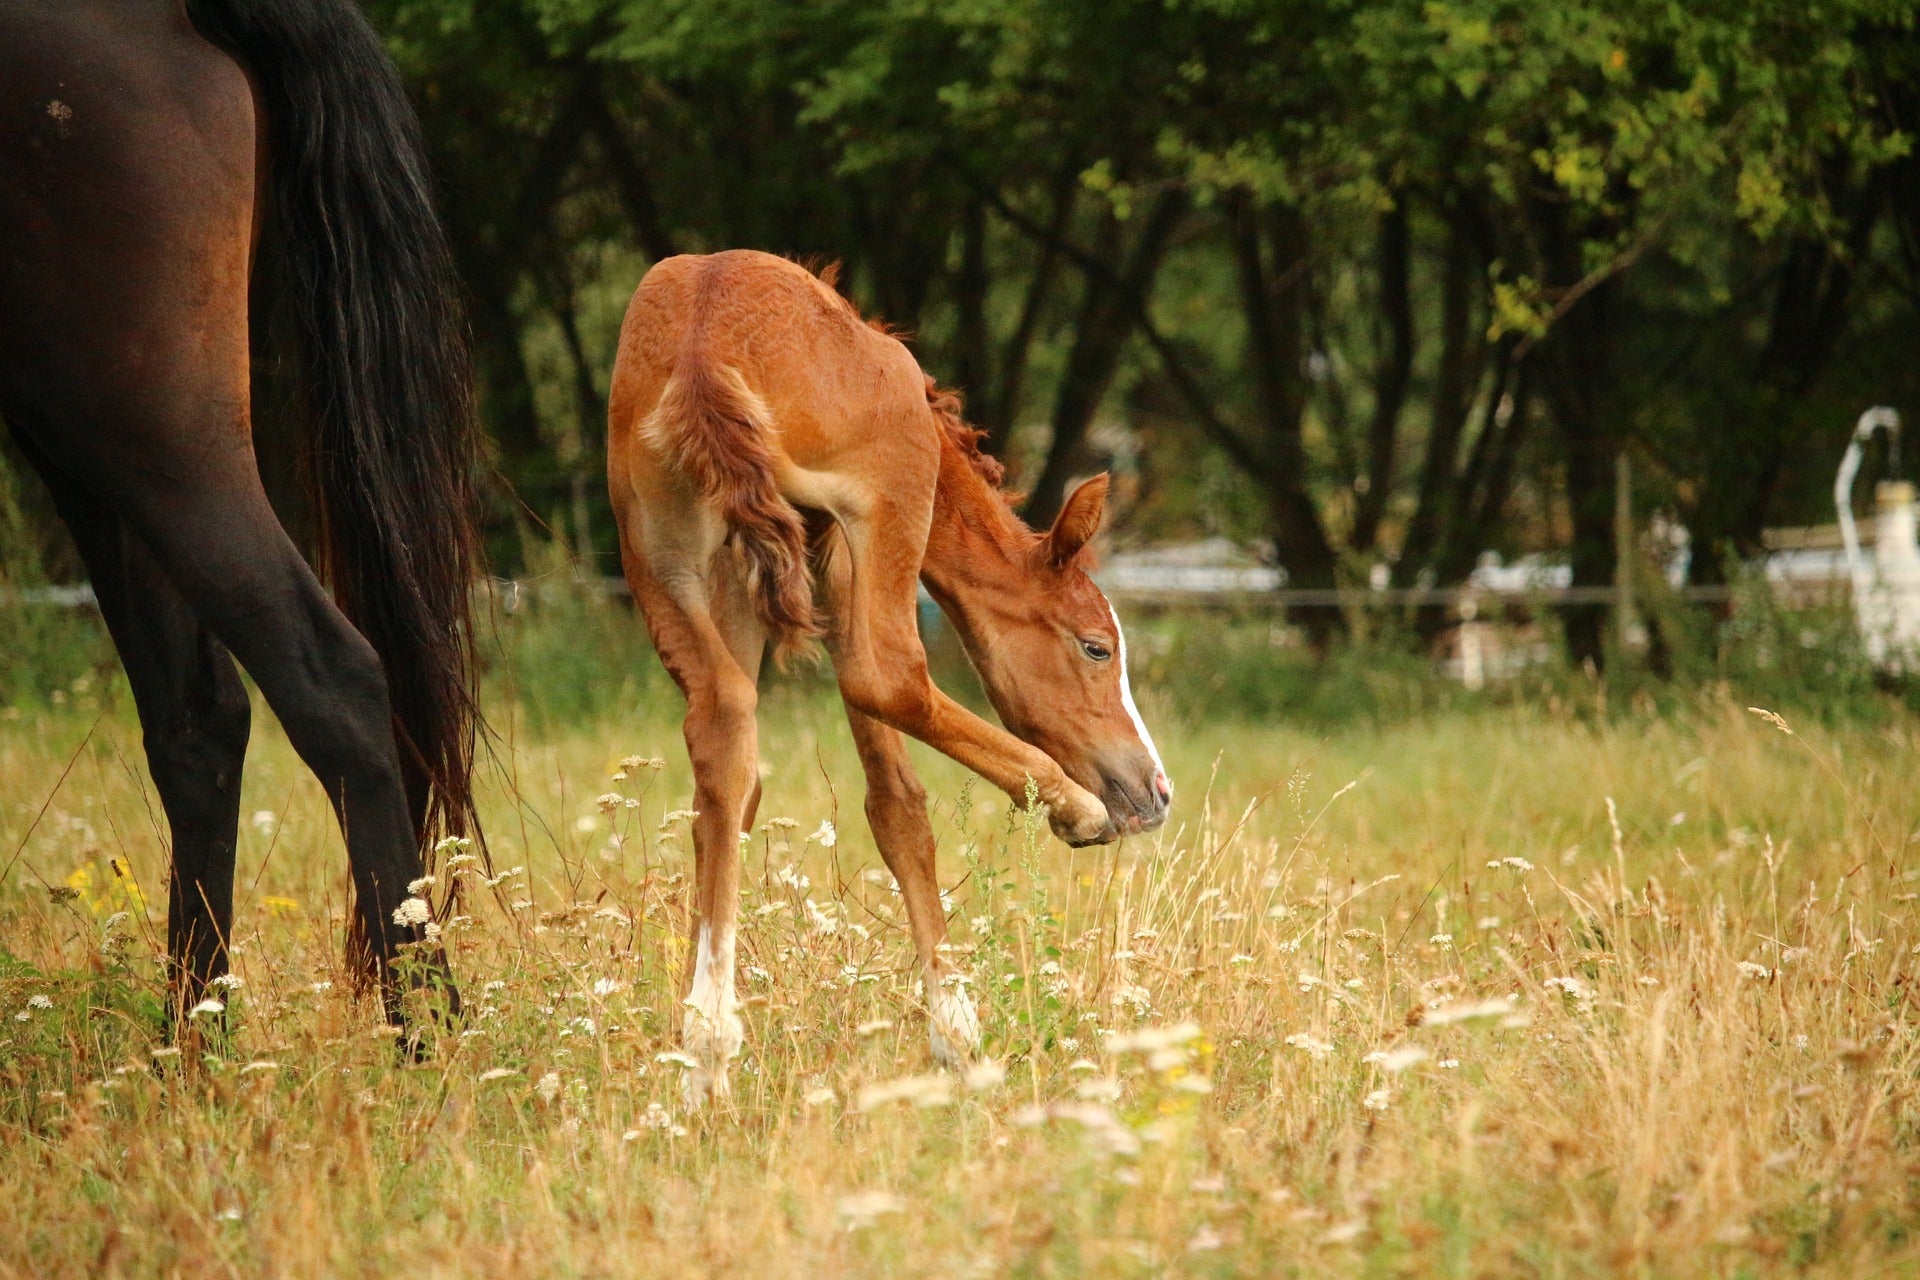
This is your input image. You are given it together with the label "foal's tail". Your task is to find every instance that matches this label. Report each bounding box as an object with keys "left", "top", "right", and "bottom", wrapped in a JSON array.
[
  {"left": 643, "top": 357, "right": 821, "bottom": 666},
  {"left": 188, "top": 0, "right": 484, "bottom": 852}
]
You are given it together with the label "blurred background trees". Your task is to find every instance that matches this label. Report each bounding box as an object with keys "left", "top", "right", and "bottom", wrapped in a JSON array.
[{"left": 16, "top": 0, "right": 1920, "bottom": 675}]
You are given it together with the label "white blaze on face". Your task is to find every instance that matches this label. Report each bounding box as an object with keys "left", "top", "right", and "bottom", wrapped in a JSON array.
[{"left": 1108, "top": 602, "right": 1167, "bottom": 791}]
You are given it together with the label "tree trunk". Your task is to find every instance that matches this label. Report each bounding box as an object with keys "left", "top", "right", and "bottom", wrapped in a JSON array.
[
  {"left": 1534, "top": 203, "right": 1622, "bottom": 669},
  {"left": 1393, "top": 207, "right": 1480, "bottom": 585},
  {"left": 981, "top": 168, "right": 1078, "bottom": 458},
  {"left": 1687, "top": 213, "right": 1875, "bottom": 581},
  {"left": 952, "top": 198, "right": 992, "bottom": 417},
  {"left": 1023, "top": 190, "right": 1186, "bottom": 526},
  {"left": 1229, "top": 195, "right": 1342, "bottom": 645},
  {"left": 1350, "top": 201, "right": 1412, "bottom": 555},
  {"left": 583, "top": 85, "right": 678, "bottom": 264}
]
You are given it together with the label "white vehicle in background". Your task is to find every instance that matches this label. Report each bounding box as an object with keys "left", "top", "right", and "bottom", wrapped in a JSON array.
[{"left": 1836, "top": 407, "right": 1920, "bottom": 671}]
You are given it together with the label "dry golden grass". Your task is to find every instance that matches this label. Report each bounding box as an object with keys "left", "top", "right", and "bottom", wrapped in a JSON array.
[{"left": 2, "top": 681, "right": 1919, "bottom": 1277}]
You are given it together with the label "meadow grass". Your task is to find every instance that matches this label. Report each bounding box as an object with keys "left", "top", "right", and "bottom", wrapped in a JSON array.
[{"left": 2, "top": 654, "right": 1920, "bottom": 1277}]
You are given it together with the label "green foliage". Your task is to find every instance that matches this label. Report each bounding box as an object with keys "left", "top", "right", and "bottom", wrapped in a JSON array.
[
  {"left": 1132, "top": 612, "right": 1470, "bottom": 729},
  {"left": 481, "top": 542, "right": 663, "bottom": 731},
  {"left": 0, "top": 453, "right": 114, "bottom": 709},
  {"left": 1711, "top": 571, "right": 1896, "bottom": 726}
]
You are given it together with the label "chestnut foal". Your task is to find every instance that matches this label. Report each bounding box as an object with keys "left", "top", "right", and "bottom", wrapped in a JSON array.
[{"left": 608, "top": 251, "right": 1171, "bottom": 1101}]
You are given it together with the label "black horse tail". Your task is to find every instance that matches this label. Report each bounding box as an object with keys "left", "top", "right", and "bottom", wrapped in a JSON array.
[{"left": 188, "top": 0, "right": 485, "bottom": 854}]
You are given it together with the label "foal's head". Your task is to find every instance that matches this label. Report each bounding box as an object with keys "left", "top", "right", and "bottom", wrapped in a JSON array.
[{"left": 962, "top": 475, "right": 1172, "bottom": 844}]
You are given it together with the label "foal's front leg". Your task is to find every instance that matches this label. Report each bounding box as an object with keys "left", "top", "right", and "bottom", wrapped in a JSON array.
[
  {"left": 821, "top": 509, "right": 1108, "bottom": 843},
  {"left": 846, "top": 708, "right": 980, "bottom": 1066}
]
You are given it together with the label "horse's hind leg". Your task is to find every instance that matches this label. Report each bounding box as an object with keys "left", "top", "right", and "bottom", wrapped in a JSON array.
[
  {"left": 12, "top": 433, "right": 250, "bottom": 1020},
  {"left": 13, "top": 413, "right": 450, "bottom": 1026},
  {"left": 139, "top": 477, "right": 449, "bottom": 1024},
  {"left": 624, "top": 541, "right": 766, "bottom": 1104}
]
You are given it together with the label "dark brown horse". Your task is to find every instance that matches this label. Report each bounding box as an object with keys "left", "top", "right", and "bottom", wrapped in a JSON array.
[{"left": 0, "top": 0, "right": 483, "bottom": 1026}]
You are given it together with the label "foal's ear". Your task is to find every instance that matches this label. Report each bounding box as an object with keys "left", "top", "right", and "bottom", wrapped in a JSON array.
[{"left": 1046, "top": 473, "right": 1110, "bottom": 567}]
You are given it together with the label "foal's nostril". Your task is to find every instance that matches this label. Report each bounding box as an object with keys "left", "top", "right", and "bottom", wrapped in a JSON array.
[{"left": 1152, "top": 770, "right": 1171, "bottom": 805}]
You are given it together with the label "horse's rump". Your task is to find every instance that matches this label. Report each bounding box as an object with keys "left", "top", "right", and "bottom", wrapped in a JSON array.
[{"left": 641, "top": 351, "right": 821, "bottom": 666}]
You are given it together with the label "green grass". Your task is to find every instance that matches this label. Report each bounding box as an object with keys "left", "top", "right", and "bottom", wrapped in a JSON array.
[{"left": 3, "top": 638, "right": 1920, "bottom": 1275}]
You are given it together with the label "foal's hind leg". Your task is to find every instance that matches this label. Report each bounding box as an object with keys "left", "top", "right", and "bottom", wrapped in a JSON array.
[
  {"left": 624, "top": 543, "right": 765, "bottom": 1104},
  {"left": 12, "top": 434, "right": 250, "bottom": 1019}
]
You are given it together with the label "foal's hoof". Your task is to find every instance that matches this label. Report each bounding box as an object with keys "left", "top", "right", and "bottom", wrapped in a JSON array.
[
  {"left": 1050, "top": 811, "right": 1113, "bottom": 847},
  {"left": 928, "top": 979, "right": 982, "bottom": 1069},
  {"left": 681, "top": 1004, "right": 745, "bottom": 1108}
]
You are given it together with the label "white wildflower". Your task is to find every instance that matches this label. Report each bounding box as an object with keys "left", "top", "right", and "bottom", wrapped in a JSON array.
[
  {"left": 1422, "top": 996, "right": 1518, "bottom": 1026},
  {"left": 407, "top": 875, "right": 435, "bottom": 895},
  {"left": 837, "top": 1190, "right": 906, "bottom": 1231},
  {"left": 391, "top": 897, "right": 431, "bottom": 927},
  {"left": 855, "top": 1074, "right": 952, "bottom": 1111},
  {"left": 632, "top": 1102, "right": 684, "bottom": 1136},
  {"left": 1105, "top": 1022, "right": 1201, "bottom": 1056},
  {"left": 1363, "top": 1044, "right": 1430, "bottom": 1073},
  {"left": 809, "top": 820, "right": 837, "bottom": 848},
  {"left": 804, "top": 898, "right": 840, "bottom": 935},
  {"left": 1543, "top": 976, "right": 1595, "bottom": 1004},
  {"left": 964, "top": 1060, "right": 1007, "bottom": 1092},
  {"left": 534, "top": 1072, "right": 562, "bottom": 1104},
  {"left": 1361, "top": 1088, "right": 1391, "bottom": 1112}
]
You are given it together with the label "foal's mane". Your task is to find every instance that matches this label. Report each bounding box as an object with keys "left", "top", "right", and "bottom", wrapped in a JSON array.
[{"left": 923, "top": 379, "right": 1012, "bottom": 497}]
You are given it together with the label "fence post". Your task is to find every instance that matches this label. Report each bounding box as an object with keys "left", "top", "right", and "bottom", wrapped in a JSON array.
[{"left": 1614, "top": 450, "right": 1634, "bottom": 662}]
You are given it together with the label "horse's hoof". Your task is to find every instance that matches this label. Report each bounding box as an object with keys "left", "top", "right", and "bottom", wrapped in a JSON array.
[{"left": 928, "top": 978, "right": 981, "bottom": 1069}]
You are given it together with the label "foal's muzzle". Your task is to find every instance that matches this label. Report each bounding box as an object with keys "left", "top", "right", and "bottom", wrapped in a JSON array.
[{"left": 1098, "top": 762, "right": 1171, "bottom": 839}]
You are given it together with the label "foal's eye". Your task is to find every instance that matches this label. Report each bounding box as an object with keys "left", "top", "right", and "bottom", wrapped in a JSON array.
[{"left": 1080, "top": 639, "right": 1112, "bottom": 662}]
